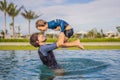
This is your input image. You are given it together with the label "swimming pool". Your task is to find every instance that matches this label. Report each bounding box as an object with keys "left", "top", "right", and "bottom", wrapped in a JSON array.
[{"left": 0, "top": 50, "right": 120, "bottom": 80}]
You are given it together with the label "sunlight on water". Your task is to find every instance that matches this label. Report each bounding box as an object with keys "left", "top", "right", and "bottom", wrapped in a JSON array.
[{"left": 0, "top": 50, "right": 120, "bottom": 80}]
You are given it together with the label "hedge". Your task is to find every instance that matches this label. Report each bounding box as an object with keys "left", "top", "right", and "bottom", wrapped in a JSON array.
[{"left": 0, "top": 38, "right": 120, "bottom": 42}]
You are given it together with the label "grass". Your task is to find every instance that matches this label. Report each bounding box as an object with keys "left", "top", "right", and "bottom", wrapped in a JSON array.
[
  {"left": 0, "top": 38, "right": 120, "bottom": 50},
  {"left": 0, "top": 45, "right": 120, "bottom": 50},
  {"left": 0, "top": 45, "right": 38, "bottom": 50},
  {"left": 87, "top": 46, "right": 118, "bottom": 50}
]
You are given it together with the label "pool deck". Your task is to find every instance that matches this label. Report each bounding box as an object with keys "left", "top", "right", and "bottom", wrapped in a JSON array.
[{"left": 0, "top": 42, "right": 120, "bottom": 46}]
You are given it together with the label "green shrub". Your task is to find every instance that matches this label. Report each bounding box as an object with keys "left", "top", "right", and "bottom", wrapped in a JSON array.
[
  {"left": 80, "top": 38, "right": 120, "bottom": 42},
  {"left": 0, "top": 38, "right": 120, "bottom": 42},
  {"left": 0, "top": 38, "right": 29, "bottom": 42},
  {"left": 46, "top": 38, "right": 57, "bottom": 42}
]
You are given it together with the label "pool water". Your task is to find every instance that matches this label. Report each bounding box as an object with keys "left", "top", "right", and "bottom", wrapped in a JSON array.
[{"left": 0, "top": 50, "right": 120, "bottom": 80}]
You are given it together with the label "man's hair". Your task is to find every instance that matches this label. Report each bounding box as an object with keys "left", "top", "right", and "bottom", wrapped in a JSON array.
[
  {"left": 36, "top": 19, "right": 47, "bottom": 28},
  {"left": 30, "top": 33, "right": 40, "bottom": 47}
]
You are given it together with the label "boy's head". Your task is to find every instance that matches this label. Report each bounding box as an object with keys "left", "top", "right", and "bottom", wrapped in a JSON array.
[
  {"left": 30, "top": 32, "right": 47, "bottom": 47},
  {"left": 36, "top": 19, "right": 48, "bottom": 31}
]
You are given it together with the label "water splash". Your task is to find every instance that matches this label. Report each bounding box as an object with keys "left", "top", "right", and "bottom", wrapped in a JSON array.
[{"left": 59, "top": 58, "right": 109, "bottom": 75}]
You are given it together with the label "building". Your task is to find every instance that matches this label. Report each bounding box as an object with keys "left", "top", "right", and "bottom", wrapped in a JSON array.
[{"left": 74, "top": 31, "right": 87, "bottom": 38}]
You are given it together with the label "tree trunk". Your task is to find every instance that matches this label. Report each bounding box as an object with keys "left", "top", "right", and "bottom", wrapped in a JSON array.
[
  {"left": 4, "top": 10, "right": 6, "bottom": 38},
  {"left": 12, "top": 17, "right": 15, "bottom": 38},
  {"left": 28, "top": 20, "right": 30, "bottom": 36}
]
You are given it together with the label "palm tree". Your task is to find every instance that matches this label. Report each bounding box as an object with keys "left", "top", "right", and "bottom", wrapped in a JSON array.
[
  {"left": 116, "top": 26, "right": 120, "bottom": 33},
  {"left": 16, "top": 25, "right": 21, "bottom": 37},
  {"left": 0, "top": 30, "right": 5, "bottom": 38},
  {"left": 87, "top": 28, "right": 98, "bottom": 38},
  {"left": 7, "top": 3, "right": 23, "bottom": 38},
  {"left": 17, "top": 25, "right": 21, "bottom": 35},
  {"left": 0, "top": 0, "right": 8, "bottom": 38},
  {"left": 21, "top": 9, "right": 39, "bottom": 36}
]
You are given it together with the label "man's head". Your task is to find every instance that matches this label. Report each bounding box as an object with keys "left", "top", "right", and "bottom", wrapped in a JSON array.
[
  {"left": 30, "top": 32, "right": 47, "bottom": 47},
  {"left": 36, "top": 19, "right": 48, "bottom": 31}
]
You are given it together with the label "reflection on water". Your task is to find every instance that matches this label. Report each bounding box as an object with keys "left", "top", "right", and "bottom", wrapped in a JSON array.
[
  {"left": 0, "top": 50, "right": 120, "bottom": 80},
  {"left": 0, "top": 51, "right": 18, "bottom": 79}
]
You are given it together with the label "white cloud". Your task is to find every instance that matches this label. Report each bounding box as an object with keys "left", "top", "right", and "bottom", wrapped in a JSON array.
[
  {"left": 0, "top": 0, "right": 120, "bottom": 34},
  {"left": 50, "top": 0, "right": 65, "bottom": 4},
  {"left": 37, "top": 0, "right": 120, "bottom": 32}
]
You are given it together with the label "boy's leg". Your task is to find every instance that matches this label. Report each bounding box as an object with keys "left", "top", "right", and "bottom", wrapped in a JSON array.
[
  {"left": 62, "top": 39, "right": 85, "bottom": 50},
  {"left": 64, "top": 36, "right": 69, "bottom": 42},
  {"left": 63, "top": 28, "right": 84, "bottom": 49},
  {"left": 56, "top": 32, "right": 65, "bottom": 47}
]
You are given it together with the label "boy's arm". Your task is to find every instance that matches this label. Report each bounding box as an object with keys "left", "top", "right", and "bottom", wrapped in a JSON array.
[
  {"left": 60, "top": 21, "right": 65, "bottom": 32},
  {"left": 55, "top": 19, "right": 65, "bottom": 32}
]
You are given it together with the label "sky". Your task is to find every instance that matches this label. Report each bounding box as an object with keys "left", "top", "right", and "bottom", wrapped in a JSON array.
[{"left": 0, "top": 0, "right": 120, "bottom": 35}]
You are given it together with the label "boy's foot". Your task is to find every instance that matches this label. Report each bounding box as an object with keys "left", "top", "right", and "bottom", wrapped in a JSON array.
[{"left": 76, "top": 39, "right": 85, "bottom": 50}]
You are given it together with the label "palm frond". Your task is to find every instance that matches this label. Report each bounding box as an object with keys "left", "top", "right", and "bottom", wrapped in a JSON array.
[
  {"left": 0, "top": 0, "right": 7, "bottom": 11},
  {"left": 7, "top": 3, "right": 22, "bottom": 17},
  {"left": 21, "top": 9, "right": 39, "bottom": 20},
  {"left": 0, "top": 1, "right": 3, "bottom": 10}
]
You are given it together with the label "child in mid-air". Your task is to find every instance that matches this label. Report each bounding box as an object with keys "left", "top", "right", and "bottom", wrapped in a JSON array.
[{"left": 36, "top": 19, "right": 85, "bottom": 50}]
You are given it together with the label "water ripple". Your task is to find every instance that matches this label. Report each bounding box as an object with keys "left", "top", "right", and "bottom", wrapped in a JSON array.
[{"left": 0, "top": 50, "right": 120, "bottom": 80}]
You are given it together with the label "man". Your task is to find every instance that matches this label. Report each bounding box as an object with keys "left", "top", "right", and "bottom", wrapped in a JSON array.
[{"left": 30, "top": 32, "right": 84, "bottom": 75}]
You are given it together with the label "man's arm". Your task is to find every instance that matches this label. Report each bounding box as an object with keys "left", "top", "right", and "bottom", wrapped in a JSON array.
[{"left": 39, "top": 44, "right": 57, "bottom": 56}]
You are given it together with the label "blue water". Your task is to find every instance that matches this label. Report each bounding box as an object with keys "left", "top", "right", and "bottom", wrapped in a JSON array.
[{"left": 0, "top": 50, "right": 120, "bottom": 80}]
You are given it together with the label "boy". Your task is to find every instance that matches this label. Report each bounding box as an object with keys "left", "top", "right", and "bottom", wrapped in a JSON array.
[{"left": 35, "top": 19, "right": 84, "bottom": 50}]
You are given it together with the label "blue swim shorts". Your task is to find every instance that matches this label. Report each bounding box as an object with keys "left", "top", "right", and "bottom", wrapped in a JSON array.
[{"left": 64, "top": 28, "right": 74, "bottom": 38}]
